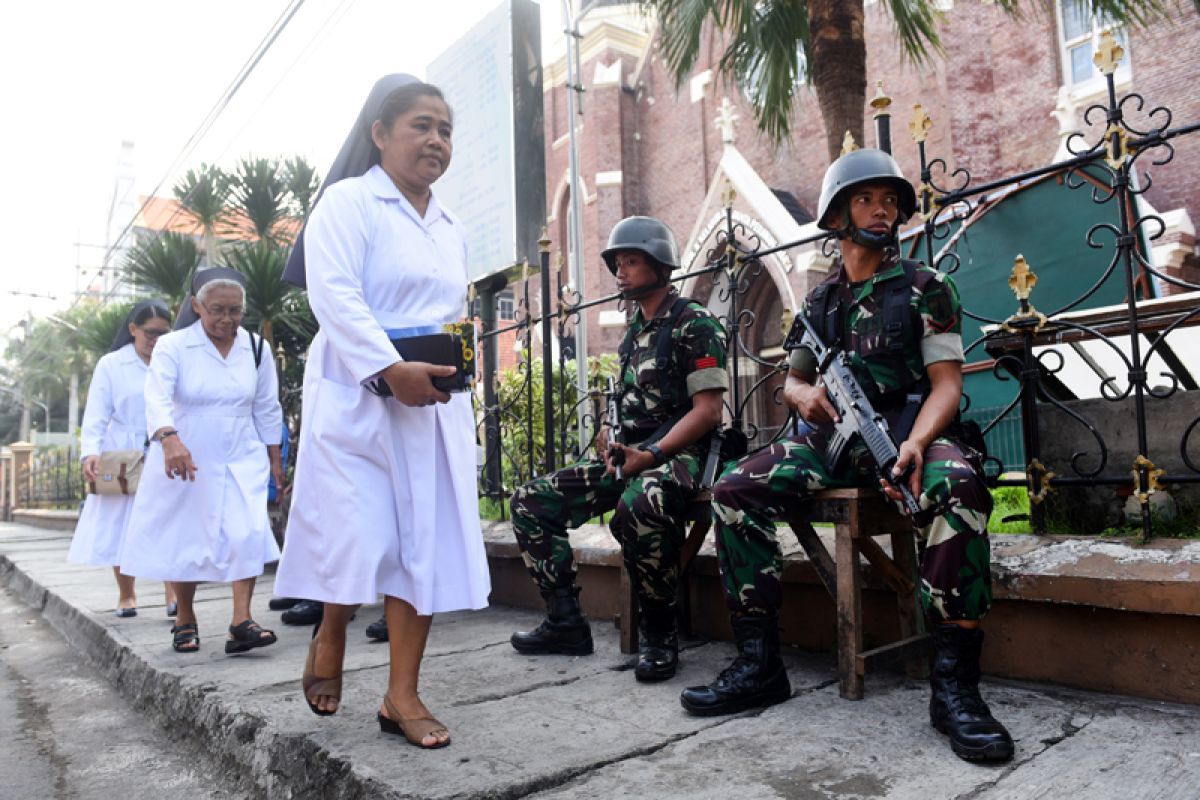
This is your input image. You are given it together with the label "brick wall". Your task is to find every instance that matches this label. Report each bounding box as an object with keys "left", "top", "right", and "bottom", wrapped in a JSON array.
[{"left": 541, "top": 4, "right": 1200, "bottom": 359}]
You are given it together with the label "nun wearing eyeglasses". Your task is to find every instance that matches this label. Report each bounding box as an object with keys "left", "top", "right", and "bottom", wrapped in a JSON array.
[
  {"left": 274, "top": 74, "right": 490, "bottom": 749},
  {"left": 69, "top": 299, "right": 177, "bottom": 618},
  {"left": 119, "top": 267, "right": 285, "bottom": 656}
]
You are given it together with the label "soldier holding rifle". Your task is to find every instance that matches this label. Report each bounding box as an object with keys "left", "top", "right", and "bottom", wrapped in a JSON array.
[
  {"left": 680, "top": 150, "right": 1014, "bottom": 764},
  {"left": 510, "top": 216, "right": 728, "bottom": 682}
]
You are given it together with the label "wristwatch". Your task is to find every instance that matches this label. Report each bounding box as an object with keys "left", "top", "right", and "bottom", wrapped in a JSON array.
[
  {"left": 639, "top": 443, "right": 667, "bottom": 467},
  {"left": 158, "top": 429, "right": 178, "bottom": 442}
]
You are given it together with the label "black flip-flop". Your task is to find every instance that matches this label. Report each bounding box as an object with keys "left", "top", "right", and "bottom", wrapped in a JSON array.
[{"left": 115, "top": 607, "right": 138, "bottom": 618}]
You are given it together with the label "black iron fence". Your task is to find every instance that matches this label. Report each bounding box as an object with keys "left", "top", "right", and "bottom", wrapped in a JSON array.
[
  {"left": 27, "top": 447, "right": 85, "bottom": 510},
  {"left": 473, "top": 34, "right": 1198, "bottom": 540}
]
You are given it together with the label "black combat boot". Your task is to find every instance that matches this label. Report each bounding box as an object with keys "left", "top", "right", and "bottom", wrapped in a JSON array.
[
  {"left": 634, "top": 599, "right": 678, "bottom": 682},
  {"left": 510, "top": 586, "right": 594, "bottom": 655},
  {"left": 679, "top": 614, "right": 791, "bottom": 715},
  {"left": 929, "top": 623, "right": 1015, "bottom": 763}
]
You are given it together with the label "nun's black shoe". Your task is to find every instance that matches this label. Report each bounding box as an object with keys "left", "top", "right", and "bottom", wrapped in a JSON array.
[{"left": 282, "top": 600, "right": 324, "bottom": 626}]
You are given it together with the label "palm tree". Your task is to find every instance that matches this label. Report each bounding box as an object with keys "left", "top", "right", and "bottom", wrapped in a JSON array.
[
  {"left": 230, "top": 157, "right": 290, "bottom": 244},
  {"left": 222, "top": 240, "right": 317, "bottom": 348},
  {"left": 644, "top": 0, "right": 1194, "bottom": 159},
  {"left": 283, "top": 156, "right": 321, "bottom": 222},
  {"left": 73, "top": 301, "right": 136, "bottom": 359},
  {"left": 121, "top": 232, "right": 198, "bottom": 312},
  {"left": 173, "top": 164, "right": 230, "bottom": 266}
]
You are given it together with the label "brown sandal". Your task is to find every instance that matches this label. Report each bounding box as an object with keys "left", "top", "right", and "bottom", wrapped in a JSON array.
[
  {"left": 378, "top": 695, "right": 450, "bottom": 749},
  {"left": 302, "top": 634, "right": 342, "bottom": 717}
]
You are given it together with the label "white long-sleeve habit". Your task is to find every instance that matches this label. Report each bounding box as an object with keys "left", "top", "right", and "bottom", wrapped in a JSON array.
[
  {"left": 274, "top": 165, "right": 490, "bottom": 613},
  {"left": 119, "top": 322, "right": 283, "bottom": 582},
  {"left": 68, "top": 343, "right": 149, "bottom": 567}
]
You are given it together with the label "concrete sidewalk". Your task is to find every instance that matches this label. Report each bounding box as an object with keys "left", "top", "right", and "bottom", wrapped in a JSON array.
[{"left": 2, "top": 520, "right": 1198, "bottom": 800}]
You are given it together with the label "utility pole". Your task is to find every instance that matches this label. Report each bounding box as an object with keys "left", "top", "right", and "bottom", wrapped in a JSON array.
[{"left": 562, "top": 0, "right": 590, "bottom": 448}]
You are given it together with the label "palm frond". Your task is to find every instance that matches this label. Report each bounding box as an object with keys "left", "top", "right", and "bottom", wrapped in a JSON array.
[
  {"left": 882, "top": 0, "right": 945, "bottom": 64},
  {"left": 121, "top": 233, "right": 198, "bottom": 309},
  {"left": 283, "top": 156, "right": 321, "bottom": 219},
  {"left": 230, "top": 157, "right": 290, "bottom": 244},
  {"left": 173, "top": 164, "right": 230, "bottom": 233},
  {"left": 221, "top": 241, "right": 316, "bottom": 345},
  {"left": 73, "top": 301, "right": 135, "bottom": 359}
]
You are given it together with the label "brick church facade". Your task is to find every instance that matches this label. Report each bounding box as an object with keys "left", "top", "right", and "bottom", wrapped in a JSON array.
[{"left": 536, "top": 0, "right": 1200, "bottom": 358}]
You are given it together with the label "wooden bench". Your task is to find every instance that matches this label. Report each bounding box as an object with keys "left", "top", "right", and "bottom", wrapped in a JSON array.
[
  {"left": 786, "top": 487, "right": 929, "bottom": 700},
  {"left": 617, "top": 487, "right": 929, "bottom": 700}
]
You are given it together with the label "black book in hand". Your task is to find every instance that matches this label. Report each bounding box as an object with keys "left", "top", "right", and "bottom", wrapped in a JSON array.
[{"left": 369, "top": 332, "right": 470, "bottom": 396}]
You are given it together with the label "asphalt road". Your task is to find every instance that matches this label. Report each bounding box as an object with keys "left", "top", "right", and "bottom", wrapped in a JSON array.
[{"left": 0, "top": 587, "right": 243, "bottom": 800}]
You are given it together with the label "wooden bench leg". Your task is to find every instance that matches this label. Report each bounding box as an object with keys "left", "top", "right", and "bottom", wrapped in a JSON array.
[
  {"left": 891, "top": 529, "right": 929, "bottom": 679},
  {"left": 836, "top": 522, "right": 864, "bottom": 700}
]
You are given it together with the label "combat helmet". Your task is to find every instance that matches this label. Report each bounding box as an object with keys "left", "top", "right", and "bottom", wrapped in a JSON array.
[
  {"left": 816, "top": 148, "right": 917, "bottom": 249},
  {"left": 601, "top": 216, "right": 679, "bottom": 280}
]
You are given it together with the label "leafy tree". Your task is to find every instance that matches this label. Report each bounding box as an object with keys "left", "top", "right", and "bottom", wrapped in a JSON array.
[
  {"left": 121, "top": 232, "right": 198, "bottom": 311},
  {"left": 173, "top": 164, "right": 230, "bottom": 265},
  {"left": 644, "top": 0, "right": 1196, "bottom": 158},
  {"left": 222, "top": 240, "right": 317, "bottom": 348},
  {"left": 283, "top": 156, "right": 321, "bottom": 219},
  {"left": 230, "top": 157, "right": 290, "bottom": 244}
]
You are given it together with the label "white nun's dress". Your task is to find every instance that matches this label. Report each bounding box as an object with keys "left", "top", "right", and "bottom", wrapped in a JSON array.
[
  {"left": 275, "top": 165, "right": 491, "bottom": 614},
  {"left": 119, "top": 322, "right": 283, "bottom": 582},
  {"left": 68, "top": 343, "right": 149, "bottom": 566}
]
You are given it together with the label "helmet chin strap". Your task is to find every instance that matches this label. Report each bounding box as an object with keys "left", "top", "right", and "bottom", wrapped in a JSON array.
[
  {"left": 619, "top": 264, "right": 671, "bottom": 300},
  {"left": 837, "top": 207, "right": 894, "bottom": 250}
]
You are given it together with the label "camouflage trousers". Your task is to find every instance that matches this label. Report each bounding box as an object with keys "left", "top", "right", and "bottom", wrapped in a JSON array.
[
  {"left": 714, "top": 428, "right": 994, "bottom": 622},
  {"left": 509, "top": 453, "right": 703, "bottom": 604}
]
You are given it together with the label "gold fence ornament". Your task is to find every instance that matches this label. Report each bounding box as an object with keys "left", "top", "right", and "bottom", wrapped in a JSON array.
[
  {"left": 841, "top": 130, "right": 860, "bottom": 156},
  {"left": 1131, "top": 455, "right": 1166, "bottom": 504},
  {"left": 908, "top": 104, "right": 932, "bottom": 144},
  {"left": 1093, "top": 30, "right": 1125, "bottom": 76},
  {"left": 1026, "top": 459, "right": 1057, "bottom": 505},
  {"left": 870, "top": 81, "right": 892, "bottom": 117},
  {"left": 1002, "top": 255, "right": 1049, "bottom": 334}
]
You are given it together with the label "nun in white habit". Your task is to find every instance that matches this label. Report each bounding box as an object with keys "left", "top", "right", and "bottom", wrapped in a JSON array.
[
  {"left": 275, "top": 75, "right": 489, "bottom": 749},
  {"left": 69, "top": 299, "right": 177, "bottom": 618},
  {"left": 119, "top": 267, "right": 285, "bottom": 656}
]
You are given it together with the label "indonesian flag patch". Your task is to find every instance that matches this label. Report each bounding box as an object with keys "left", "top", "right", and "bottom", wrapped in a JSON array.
[{"left": 694, "top": 356, "right": 718, "bottom": 370}]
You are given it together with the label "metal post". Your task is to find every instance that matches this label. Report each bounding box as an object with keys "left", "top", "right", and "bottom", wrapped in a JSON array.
[
  {"left": 562, "top": 0, "right": 589, "bottom": 449},
  {"left": 477, "top": 273, "right": 507, "bottom": 497},
  {"left": 540, "top": 233, "right": 556, "bottom": 473},
  {"left": 871, "top": 81, "right": 892, "bottom": 155}
]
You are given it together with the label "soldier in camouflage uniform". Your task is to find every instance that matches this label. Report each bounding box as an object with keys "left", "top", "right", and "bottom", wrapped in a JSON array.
[
  {"left": 510, "top": 216, "right": 728, "bottom": 682},
  {"left": 680, "top": 149, "right": 1014, "bottom": 763}
]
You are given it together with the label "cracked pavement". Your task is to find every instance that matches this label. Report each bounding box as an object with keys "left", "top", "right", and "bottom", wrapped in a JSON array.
[{"left": 3, "top": 520, "right": 1200, "bottom": 799}]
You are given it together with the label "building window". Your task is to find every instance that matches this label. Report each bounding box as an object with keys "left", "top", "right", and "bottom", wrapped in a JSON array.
[
  {"left": 1057, "top": 0, "right": 1130, "bottom": 94},
  {"left": 497, "top": 290, "right": 515, "bottom": 321}
]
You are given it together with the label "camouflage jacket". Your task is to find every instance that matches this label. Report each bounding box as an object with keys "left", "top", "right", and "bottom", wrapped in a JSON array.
[
  {"left": 617, "top": 288, "right": 729, "bottom": 453},
  {"left": 788, "top": 252, "right": 964, "bottom": 404}
]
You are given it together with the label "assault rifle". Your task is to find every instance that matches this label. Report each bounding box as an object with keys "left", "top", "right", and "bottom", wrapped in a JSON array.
[
  {"left": 785, "top": 313, "right": 922, "bottom": 516},
  {"left": 605, "top": 377, "right": 626, "bottom": 483}
]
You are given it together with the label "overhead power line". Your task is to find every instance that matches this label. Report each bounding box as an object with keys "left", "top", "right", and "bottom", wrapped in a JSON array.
[{"left": 75, "top": 0, "right": 310, "bottom": 308}]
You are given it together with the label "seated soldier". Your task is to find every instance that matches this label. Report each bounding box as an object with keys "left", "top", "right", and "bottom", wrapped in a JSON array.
[
  {"left": 680, "top": 149, "right": 1015, "bottom": 764},
  {"left": 509, "top": 215, "right": 728, "bottom": 681}
]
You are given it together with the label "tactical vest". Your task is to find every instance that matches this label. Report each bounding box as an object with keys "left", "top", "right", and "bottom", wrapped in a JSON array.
[
  {"left": 807, "top": 259, "right": 930, "bottom": 409},
  {"left": 617, "top": 294, "right": 694, "bottom": 433}
]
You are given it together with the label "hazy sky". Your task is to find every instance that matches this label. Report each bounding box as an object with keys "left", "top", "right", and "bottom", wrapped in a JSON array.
[{"left": 0, "top": 0, "right": 563, "bottom": 334}]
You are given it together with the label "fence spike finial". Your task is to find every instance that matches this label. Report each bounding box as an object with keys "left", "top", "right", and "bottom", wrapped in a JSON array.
[
  {"left": 908, "top": 104, "right": 932, "bottom": 143},
  {"left": 1094, "top": 30, "right": 1125, "bottom": 76},
  {"left": 840, "top": 130, "right": 860, "bottom": 156},
  {"left": 870, "top": 81, "right": 892, "bottom": 117}
]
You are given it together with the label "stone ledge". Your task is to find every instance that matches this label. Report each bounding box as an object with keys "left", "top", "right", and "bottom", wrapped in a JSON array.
[{"left": 483, "top": 520, "right": 1200, "bottom": 617}]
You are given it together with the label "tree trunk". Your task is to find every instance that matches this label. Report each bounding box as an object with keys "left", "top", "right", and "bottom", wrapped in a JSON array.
[{"left": 807, "top": 0, "right": 868, "bottom": 161}]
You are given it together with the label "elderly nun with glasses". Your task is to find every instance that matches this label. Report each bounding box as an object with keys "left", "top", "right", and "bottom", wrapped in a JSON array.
[
  {"left": 69, "top": 299, "right": 177, "bottom": 618},
  {"left": 119, "top": 267, "right": 286, "bottom": 656}
]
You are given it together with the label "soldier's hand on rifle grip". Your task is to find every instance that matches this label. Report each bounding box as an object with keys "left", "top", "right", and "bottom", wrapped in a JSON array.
[
  {"left": 786, "top": 381, "right": 840, "bottom": 425},
  {"left": 879, "top": 439, "right": 925, "bottom": 509}
]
